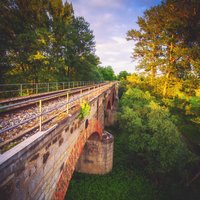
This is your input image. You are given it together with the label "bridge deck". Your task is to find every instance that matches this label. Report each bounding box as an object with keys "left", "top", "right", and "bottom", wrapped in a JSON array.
[{"left": 0, "top": 82, "right": 115, "bottom": 153}]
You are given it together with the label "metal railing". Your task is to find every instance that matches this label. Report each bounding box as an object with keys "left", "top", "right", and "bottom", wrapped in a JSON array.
[
  {"left": 0, "top": 83, "right": 104, "bottom": 110},
  {"left": 0, "top": 82, "right": 115, "bottom": 137},
  {"left": 0, "top": 81, "right": 104, "bottom": 99}
]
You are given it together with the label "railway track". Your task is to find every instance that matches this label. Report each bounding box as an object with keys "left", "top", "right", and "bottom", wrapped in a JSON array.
[
  {"left": 0, "top": 83, "right": 104, "bottom": 111},
  {"left": 0, "top": 82, "right": 113, "bottom": 153}
]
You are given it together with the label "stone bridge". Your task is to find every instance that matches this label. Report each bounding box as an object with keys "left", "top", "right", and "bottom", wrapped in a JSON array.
[{"left": 0, "top": 82, "right": 118, "bottom": 200}]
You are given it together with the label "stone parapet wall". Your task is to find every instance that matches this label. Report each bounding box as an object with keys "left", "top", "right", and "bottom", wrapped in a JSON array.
[{"left": 0, "top": 84, "right": 117, "bottom": 200}]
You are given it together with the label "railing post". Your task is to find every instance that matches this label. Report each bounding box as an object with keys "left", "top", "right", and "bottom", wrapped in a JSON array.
[
  {"left": 67, "top": 93, "right": 69, "bottom": 114},
  {"left": 88, "top": 87, "right": 90, "bottom": 101},
  {"left": 39, "top": 100, "right": 42, "bottom": 131},
  {"left": 36, "top": 83, "right": 38, "bottom": 94},
  {"left": 73, "top": 82, "right": 74, "bottom": 88},
  {"left": 47, "top": 83, "right": 49, "bottom": 92},
  {"left": 80, "top": 89, "right": 82, "bottom": 104},
  {"left": 56, "top": 82, "right": 58, "bottom": 91},
  {"left": 99, "top": 84, "right": 100, "bottom": 94},
  {"left": 20, "top": 84, "right": 23, "bottom": 96},
  {"left": 63, "top": 82, "right": 64, "bottom": 90}
]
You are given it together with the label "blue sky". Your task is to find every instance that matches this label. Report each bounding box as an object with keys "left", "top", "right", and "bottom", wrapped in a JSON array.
[{"left": 69, "top": 0, "right": 162, "bottom": 74}]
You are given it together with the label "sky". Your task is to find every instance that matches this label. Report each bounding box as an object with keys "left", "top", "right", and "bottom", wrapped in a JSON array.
[{"left": 69, "top": 0, "right": 162, "bottom": 74}]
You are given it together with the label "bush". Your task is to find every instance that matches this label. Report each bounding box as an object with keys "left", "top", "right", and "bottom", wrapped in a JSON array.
[
  {"left": 79, "top": 101, "right": 91, "bottom": 119},
  {"left": 119, "top": 88, "right": 197, "bottom": 176}
]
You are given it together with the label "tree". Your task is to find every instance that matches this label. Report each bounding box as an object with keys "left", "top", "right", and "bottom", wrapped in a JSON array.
[
  {"left": 98, "top": 66, "right": 116, "bottom": 81},
  {"left": 65, "top": 16, "right": 96, "bottom": 80},
  {"left": 0, "top": 0, "right": 100, "bottom": 84},
  {"left": 118, "top": 70, "right": 131, "bottom": 80},
  {"left": 120, "top": 87, "right": 197, "bottom": 178},
  {"left": 0, "top": 0, "right": 51, "bottom": 83},
  {"left": 127, "top": 0, "right": 200, "bottom": 96}
]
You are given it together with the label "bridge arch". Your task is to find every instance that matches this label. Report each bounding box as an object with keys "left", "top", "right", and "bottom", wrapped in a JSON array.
[
  {"left": 106, "top": 88, "right": 116, "bottom": 111},
  {"left": 107, "top": 100, "right": 111, "bottom": 110},
  {"left": 105, "top": 88, "right": 118, "bottom": 127},
  {"left": 88, "top": 131, "right": 101, "bottom": 140},
  {"left": 75, "top": 128, "right": 113, "bottom": 176},
  {"left": 53, "top": 118, "right": 104, "bottom": 199},
  {"left": 112, "top": 90, "right": 116, "bottom": 106}
]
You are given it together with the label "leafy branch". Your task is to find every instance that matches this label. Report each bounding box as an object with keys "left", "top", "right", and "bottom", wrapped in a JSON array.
[{"left": 79, "top": 101, "right": 91, "bottom": 120}]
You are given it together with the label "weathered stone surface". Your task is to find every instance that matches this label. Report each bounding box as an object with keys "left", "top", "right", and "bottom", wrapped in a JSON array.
[
  {"left": 0, "top": 83, "right": 118, "bottom": 200},
  {"left": 75, "top": 131, "right": 114, "bottom": 175},
  {"left": 0, "top": 178, "right": 14, "bottom": 200}
]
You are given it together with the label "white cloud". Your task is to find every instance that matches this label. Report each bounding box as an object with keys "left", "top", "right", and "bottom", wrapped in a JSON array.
[
  {"left": 92, "top": 13, "right": 114, "bottom": 29},
  {"left": 87, "top": 0, "right": 123, "bottom": 9},
  {"left": 70, "top": 0, "right": 139, "bottom": 74},
  {"left": 111, "top": 36, "right": 127, "bottom": 45},
  {"left": 96, "top": 36, "right": 136, "bottom": 74},
  {"left": 103, "top": 51, "right": 120, "bottom": 56}
]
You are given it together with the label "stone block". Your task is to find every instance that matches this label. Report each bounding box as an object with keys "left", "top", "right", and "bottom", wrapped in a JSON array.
[{"left": 28, "top": 170, "right": 44, "bottom": 197}]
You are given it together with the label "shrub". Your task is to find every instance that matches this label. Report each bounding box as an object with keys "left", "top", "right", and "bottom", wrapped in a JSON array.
[
  {"left": 79, "top": 100, "right": 91, "bottom": 119},
  {"left": 119, "top": 88, "right": 197, "bottom": 176}
]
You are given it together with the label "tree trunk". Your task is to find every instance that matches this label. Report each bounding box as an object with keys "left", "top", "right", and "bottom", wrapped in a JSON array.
[
  {"left": 150, "top": 42, "right": 156, "bottom": 84},
  {"left": 150, "top": 65, "right": 156, "bottom": 84},
  {"left": 163, "top": 71, "right": 170, "bottom": 97},
  {"left": 163, "top": 40, "right": 174, "bottom": 97},
  {"left": 67, "top": 66, "right": 71, "bottom": 81},
  {"left": 187, "top": 170, "right": 200, "bottom": 186}
]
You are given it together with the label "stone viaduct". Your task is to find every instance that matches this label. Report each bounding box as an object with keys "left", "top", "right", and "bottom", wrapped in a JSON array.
[{"left": 0, "top": 82, "right": 118, "bottom": 200}]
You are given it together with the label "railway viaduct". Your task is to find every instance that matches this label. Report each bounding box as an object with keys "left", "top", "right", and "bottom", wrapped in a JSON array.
[{"left": 0, "top": 82, "right": 118, "bottom": 200}]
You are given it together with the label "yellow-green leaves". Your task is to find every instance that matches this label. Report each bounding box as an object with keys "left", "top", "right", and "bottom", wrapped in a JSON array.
[
  {"left": 29, "top": 51, "right": 46, "bottom": 61},
  {"left": 79, "top": 101, "right": 90, "bottom": 120}
]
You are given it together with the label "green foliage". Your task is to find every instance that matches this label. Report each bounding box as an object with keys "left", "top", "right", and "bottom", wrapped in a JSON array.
[
  {"left": 0, "top": 0, "right": 102, "bottom": 83},
  {"left": 119, "top": 87, "right": 197, "bottom": 175},
  {"left": 78, "top": 101, "right": 90, "bottom": 119},
  {"left": 117, "top": 70, "right": 131, "bottom": 80},
  {"left": 66, "top": 171, "right": 159, "bottom": 200},
  {"left": 0, "top": 140, "right": 21, "bottom": 154},
  {"left": 188, "top": 96, "right": 200, "bottom": 116},
  {"left": 66, "top": 127, "right": 160, "bottom": 200},
  {"left": 98, "top": 66, "right": 116, "bottom": 81},
  {"left": 127, "top": 0, "right": 200, "bottom": 96},
  {"left": 66, "top": 124, "right": 200, "bottom": 200},
  {"left": 126, "top": 73, "right": 200, "bottom": 120},
  {"left": 66, "top": 80, "right": 200, "bottom": 200}
]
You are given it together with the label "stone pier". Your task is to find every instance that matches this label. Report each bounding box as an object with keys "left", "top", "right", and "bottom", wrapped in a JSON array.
[{"left": 75, "top": 131, "right": 114, "bottom": 174}]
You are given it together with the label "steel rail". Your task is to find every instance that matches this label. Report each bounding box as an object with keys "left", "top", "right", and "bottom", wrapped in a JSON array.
[{"left": 0, "top": 83, "right": 105, "bottom": 111}]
